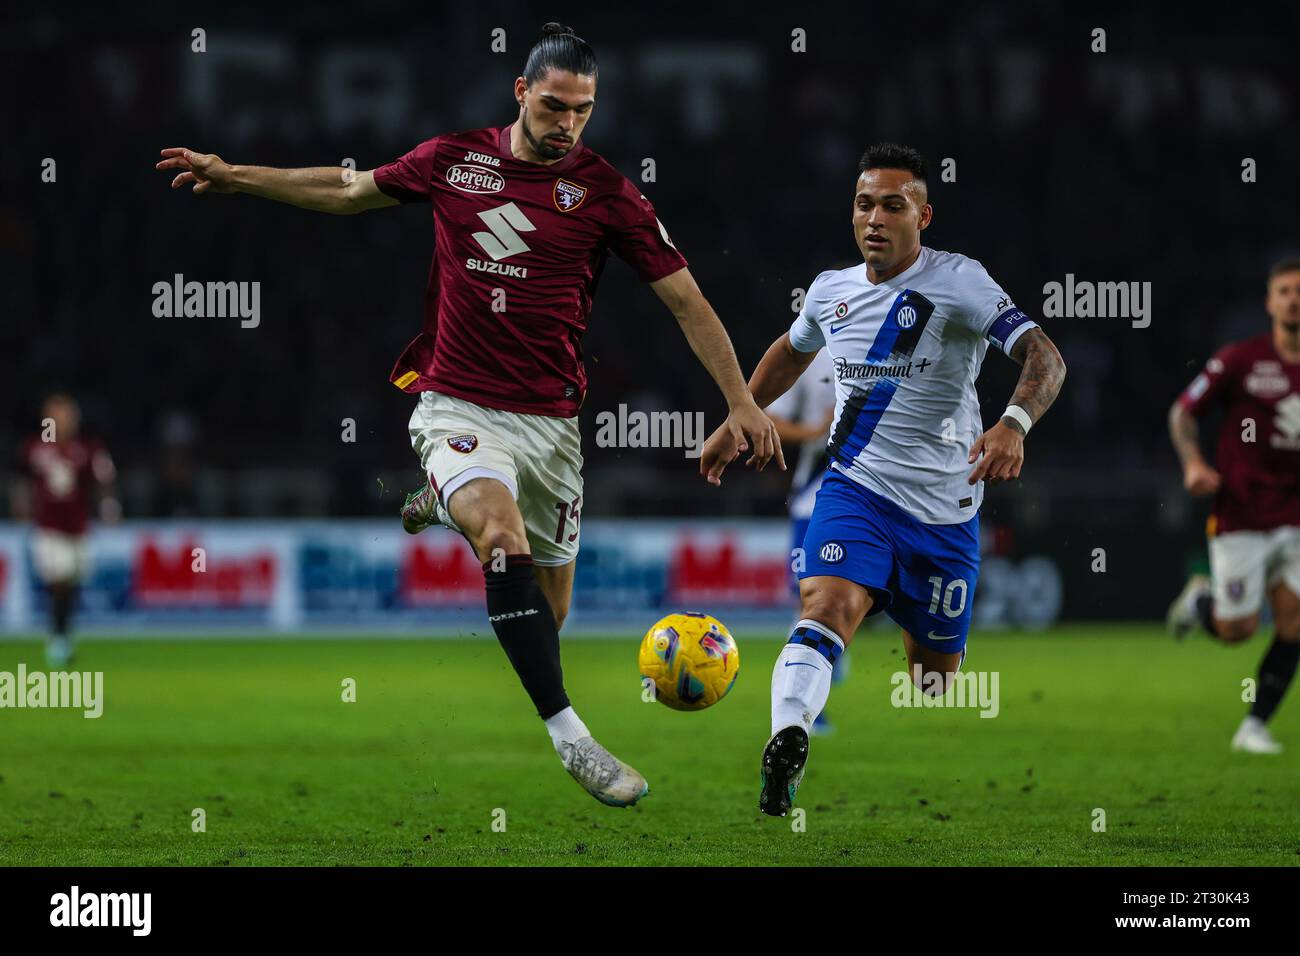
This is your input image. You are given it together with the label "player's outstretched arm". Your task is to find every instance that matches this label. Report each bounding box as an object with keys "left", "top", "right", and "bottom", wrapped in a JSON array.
[
  {"left": 1168, "top": 400, "right": 1221, "bottom": 496},
  {"left": 156, "top": 148, "right": 398, "bottom": 215},
  {"left": 697, "top": 333, "right": 818, "bottom": 486},
  {"left": 967, "top": 327, "right": 1066, "bottom": 485},
  {"left": 650, "top": 268, "right": 785, "bottom": 476}
]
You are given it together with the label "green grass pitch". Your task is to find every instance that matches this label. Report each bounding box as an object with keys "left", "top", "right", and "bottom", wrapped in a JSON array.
[{"left": 1, "top": 625, "right": 1297, "bottom": 866}]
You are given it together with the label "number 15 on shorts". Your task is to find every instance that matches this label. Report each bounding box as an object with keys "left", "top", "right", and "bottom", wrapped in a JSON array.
[{"left": 553, "top": 496, "right": 581, "bottom": 544}]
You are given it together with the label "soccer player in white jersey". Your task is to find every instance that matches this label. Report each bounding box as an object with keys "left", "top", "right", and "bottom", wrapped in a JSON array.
[
  {"left": 701, "top": 144, "right": 1066, "bottom": 816},
  {"left": 764, "top": 349, "right": 847, "bottom": 734}
]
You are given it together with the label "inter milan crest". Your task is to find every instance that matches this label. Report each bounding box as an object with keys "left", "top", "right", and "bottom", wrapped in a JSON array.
[
  {"left": 553, "top": 179, "right": 588, "bottom": 212},
  {"left": 819, "top": 541, "right": 845, "bottom": 564},
  {"left": 447, "top": 434, "right": 479, "bottom": 454}
]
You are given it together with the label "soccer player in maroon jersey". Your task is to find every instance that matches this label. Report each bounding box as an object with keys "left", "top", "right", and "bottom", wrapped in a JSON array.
[
  {"left": 1167, "top": 258, "right": 1300, "bottom": 754},
  {"left": 155, "top": 23, "right": 781, "bottom": 806},
  {"left": 13, "top": 394, "right": 120, "bottom": 666}
]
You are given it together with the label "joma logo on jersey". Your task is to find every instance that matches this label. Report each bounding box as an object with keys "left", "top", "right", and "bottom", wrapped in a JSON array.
[
  {"left": 553, "top": 179, "right": 588, "bottom": 211},
  {"left": 462, "top": 150, "right": 501, "bottom": 167},
  {"left": 446, "top": 164, "right": 505, "bottom": 194}
]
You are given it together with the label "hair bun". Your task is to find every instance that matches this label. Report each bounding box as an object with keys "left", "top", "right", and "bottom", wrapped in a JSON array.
[{"left": 542, "top": 22, "right": 575, "bottom": 36}]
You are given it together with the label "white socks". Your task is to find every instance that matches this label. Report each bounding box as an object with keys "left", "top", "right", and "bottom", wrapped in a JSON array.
[
  {"left": 771, "top": 619, "right": 844, "bottom": 735},
  {"left": 544, "top": 705, "right": 590, "bottom": 750}
]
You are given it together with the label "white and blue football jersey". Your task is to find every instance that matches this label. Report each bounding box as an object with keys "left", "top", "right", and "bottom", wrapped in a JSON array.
[{"left": 787, "top": 246, "right": 1037, "bottom": 525}]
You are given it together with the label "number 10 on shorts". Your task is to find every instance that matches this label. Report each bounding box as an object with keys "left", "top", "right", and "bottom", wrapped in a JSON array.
[{"left": 927, "top": 576, "right": 969, "bottom": 618}]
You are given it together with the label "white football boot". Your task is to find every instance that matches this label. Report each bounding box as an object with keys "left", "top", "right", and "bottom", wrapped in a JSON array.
[
  {"left": 1166, "top": 574, "right": 1211, "bottom": 641},
  {"left": 400, "top": 475, "right": 441, "bottom": 535},
  {"left": 557, "top": 737, "right": 650, "bottom": 807},
  {"left": 45, "top": 637, "right": 72, "bottom": 669},
  {"left": 1231, "top": 716, "right": 1283, "bottom": 754}
]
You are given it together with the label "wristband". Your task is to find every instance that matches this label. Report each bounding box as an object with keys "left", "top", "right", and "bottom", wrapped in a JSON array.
[{"left": 1001, "top": 404, "right": 1033, "bottom": 435}]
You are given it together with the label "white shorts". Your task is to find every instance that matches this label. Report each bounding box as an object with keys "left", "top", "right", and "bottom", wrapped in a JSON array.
[
  {"left": 408, "top": 391, "right": 583, "bottom": 566},
  {"left": 1209, "top": 525, "right": 1300, "bottom": 620},
  {"left": 32, "top": 529, "right": 89, "bottom": 584}
]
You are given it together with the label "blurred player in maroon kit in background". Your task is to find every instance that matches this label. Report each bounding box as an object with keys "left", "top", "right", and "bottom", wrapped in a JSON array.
[
  {"left": 155, "top": 23, "right": 781, "bottom": 806},
  {"left": 1168, "top": 258, "right": 1300, "bottom": 754},
  {"left": 13, "top": 394, "right": 121, "bottom": 666}
]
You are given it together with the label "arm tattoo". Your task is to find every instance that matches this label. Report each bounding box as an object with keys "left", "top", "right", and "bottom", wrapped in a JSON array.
[
  {"left": 1168, "top": 401, "right": 1203, "bottom": 466},
  {"left": 1003, "top": 328, "right": 1066, "bottom": 433}
]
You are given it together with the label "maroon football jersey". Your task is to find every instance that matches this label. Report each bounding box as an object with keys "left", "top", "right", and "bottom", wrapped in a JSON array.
[
  {"left": 374, "top": 124, "right": 688, "bottom": 418},
  {"left": 1179, "top": 333, "right": 1300, "bottom": 533},
  {"left": 19, "top": 436, "right": 115, "bottom": 535}
]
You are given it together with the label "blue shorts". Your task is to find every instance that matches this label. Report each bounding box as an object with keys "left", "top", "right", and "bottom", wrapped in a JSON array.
[{"left": 799, "top": 469, "right": 980, "bottom": 653}]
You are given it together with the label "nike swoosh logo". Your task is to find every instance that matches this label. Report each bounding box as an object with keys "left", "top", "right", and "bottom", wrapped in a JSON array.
[
  {"left": 829, "top": 323, "right": 847, "bottom": 334},
  {"left": 927, "top": 630, "right": 959, "bottom": 641},
  {"left": 783, "top": 661, "right": 820, "bottom": 669}
]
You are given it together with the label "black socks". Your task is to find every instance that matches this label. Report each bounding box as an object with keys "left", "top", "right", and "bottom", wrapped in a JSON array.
[
  {"left": 482, "top": 554, "right": 569, "bottom": 719},
  {"left": 1194, "top": 592, "right": 1218, "bottom": 638},
  {"left": 1250, "top": 636, "right": 1300, "bottom": 723},
  {"left": 49, "top": 583, "right": 74, "bottom": 636}
]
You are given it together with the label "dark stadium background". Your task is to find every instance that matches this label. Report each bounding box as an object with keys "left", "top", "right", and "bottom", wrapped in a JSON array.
[{"left": 3, "top": 1, "right": 1298, "bottom": 618}]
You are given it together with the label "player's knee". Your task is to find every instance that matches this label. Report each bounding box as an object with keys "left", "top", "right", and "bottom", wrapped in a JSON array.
[
  {"left": 1272, "top": 596, "right": 1300, "bottom": 641},
  {"left": 909, "top": 666, "right": 956, "bottom": 696},
  {"left": 477, "top": 526, "right": 529, "bottom": 561},
  {"left": 798, "top": 591, "right": 863, "bottom": 644},
  {"left": 1215, "top": 616, "right": 1257, "bottom": 643},
  {"left": 797, "top": 604, "right": 854, "bottom": 645}
]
